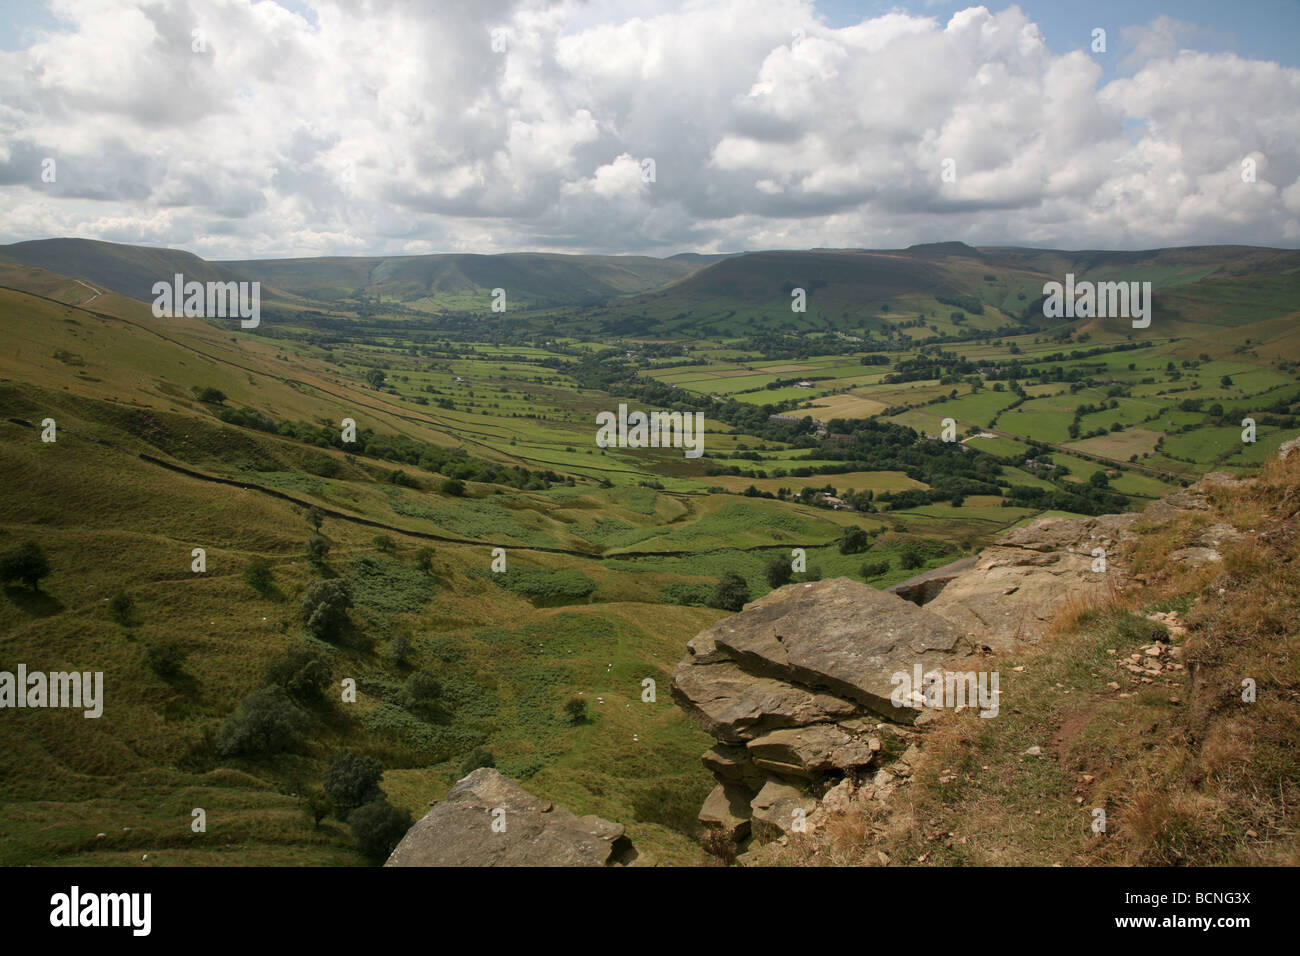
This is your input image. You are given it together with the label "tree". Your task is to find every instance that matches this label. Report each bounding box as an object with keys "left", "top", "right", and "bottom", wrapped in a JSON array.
[
  {"left": 215, "top": 686, "right": 304, "bottom": 757},
  {"left": 243, "top": 558, "right": 274, "bottom": 594},
  {"left": 899, "top": 547, "right": 924, "bottom": 571},
  {"left": 764, "top": 555, "right": 793, "bottom": 589},
  {"left": 414, "top": 547, "right": 435, "bottom": 573},
  {"left": 305, "top": 535, "right": 331, "bottom": 564},
  {"left": 707, "top": 571, "right": 750, "bottom": 612},
  {"left": 306, "top": 506, "right": 324, "bottom": 531},
  {"left": 839, "top": 526, "right": 870, "bottom": 555},
  {"left": 267, "top": 645, "right": 330, "bottom": 705},
  {"left": 373, "top": 535, "right": 395, "bottom": 554},
  {"left": 365, "top": 368, "right": 386, "bottom": 389},
  {"left": 563, "top": 695, "right": 588, "bottom": 725},
  {"left": 197, "top": 387, "right": 227, "bottom": 404},
  {"left": 0, "top": 541, "right": 51, "bottom": 590},
  {"left": 441, "top": 478, "right": 466, "bottom": 497},
  {"left": 323, "top": 750, "right": 385, "bottom": 812},
  {"left": 108, "top": 591, "right": 135, "bottom": 626},
  {"left": 404, "top": 670, "right": 442, "bottom": 708},
  {"left": 301, "top": 578, "right": 353, "bottom": 642},
  {"left": 1220, "top": 375, "right": 1234, "bottom": 388},
  {"left": 860, "top": 560, "right": 890, "bottom": 579},
  {"left": 389, "top": 633, "right": 411, "bottom": 664},
  {"left": 1089, "top": 471, "right": 1110, "bottom": 488},
  {"left": 348, "top": 799, "right": 411, "bottom": 862}
]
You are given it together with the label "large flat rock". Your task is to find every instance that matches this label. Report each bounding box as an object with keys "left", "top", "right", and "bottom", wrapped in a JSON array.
[
  {"left": 925, "top": 513, "right": 1138, "bottom": 649},
  {"left": 671, "top": 658, "right": 861, "bottom": 744},
  {"left": 384, "top": 769, "right": 633, "bottom": 867},
  {"left": 701, "top": 577, "right": 966, "bottom": 721}
]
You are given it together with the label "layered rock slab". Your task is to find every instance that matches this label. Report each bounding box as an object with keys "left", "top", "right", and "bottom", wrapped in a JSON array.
[{"left": 384, "top": 768, "right": 634, "bottom": 867}]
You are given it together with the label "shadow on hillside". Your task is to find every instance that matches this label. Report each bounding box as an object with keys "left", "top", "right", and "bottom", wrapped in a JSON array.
[{"left": 3, "top": 585, "right": 64, "bottom": 617}]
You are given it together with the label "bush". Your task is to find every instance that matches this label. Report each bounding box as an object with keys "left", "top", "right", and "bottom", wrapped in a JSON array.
[
  {"left": 899, "top": 547, "right": 924, "bottom": 571},
  {"left": 323, "top": 750, "right": 384, "bottom": 812},
  {"left": 266, "top": 645, "right": 330, "bottom": 706},
  {"left": 404, "top": 670, "right": 442, "bottom": 707},
  {"left": 197, "top": 387, "right": 227, "bottom": 404},
  {"left": 108, "top": 591, "right": 135, "bottom": 626},
  {"left": 389, "top": 633, "right": 411, "bottom": 664},
  {"left": 461, "top": 747, "right": 496, "bottom": 775},
  {"left": 373, "top": 535, "right": 395, "bottom": 553},
  {"left": 563, "top": 696, "right": 588, "bottom": 725},
  {"left": 414, "top": 547, "right": 435, "bottom": 573},
  {"left": 301, "top": 578, "right": 353, "bottom": 642},
  {"left": 243, "top": 558, "right": 274, "bottom": 594},
  {"left": 215, "top": 686, "right": 304, "bottom": 757},
  {"left": 441, "top": 478, "right": 466, "bottom": 497},
  {"left": 146, "top": 642, "right": 188, "bottom": 680},
  {"left": 306, "top": 535, "right": 331, "bottom": 564},
  {"left": 839, "top": 526, "right": 870, "bottom": 555},
  {"left": 659, "top": 582, "right": 712, "bottom": 607},
  {"left": 764, "top": 555, "right": 793, "bottom": 589},
  {"left": 707, "top": 571, "right": 750, "bottom": 612},
  {"left": 0, "top": 541, "right": 51, "bottom": 590},
  {"left": 860, "top": 560, "right": 890, "bottom": 579},
  {"left": 348, "top": 799, "right": 411, "bottom": 862}
]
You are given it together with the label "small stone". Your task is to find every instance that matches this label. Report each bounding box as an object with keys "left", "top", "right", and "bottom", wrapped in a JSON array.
[{"left": 1024, "top": 746, "right": 1042, "bottom": 757}]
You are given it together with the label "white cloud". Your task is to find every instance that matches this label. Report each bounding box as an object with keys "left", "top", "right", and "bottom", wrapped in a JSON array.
[{"left": 0, "top": 0, "right": 1295, "bottom": 257}]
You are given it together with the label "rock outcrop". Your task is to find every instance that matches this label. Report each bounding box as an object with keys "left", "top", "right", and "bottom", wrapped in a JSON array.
[
  {"left": 384, "top": 768, "right": 636, "bottom": 867},
  {"left": 674, "top": 477, "right": 1252, "bottom": 859},
  {"left": 672, "top": 577, "right": 968, "bottom": 854}
]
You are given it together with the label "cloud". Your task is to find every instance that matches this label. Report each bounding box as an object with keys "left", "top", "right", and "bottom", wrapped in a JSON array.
[{"left": 0, "top": 0, "right": 1296, "bottom": 256}]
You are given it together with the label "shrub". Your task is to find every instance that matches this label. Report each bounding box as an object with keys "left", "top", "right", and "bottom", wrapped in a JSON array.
[
  {"left": 215, "top": 686, "right": 304, "bottom": 757},
  {"left": 243, "top": 558, "right": 274, "bottom": 594},
  {"left": 707, "top": 571, "right": 750, "bottom": 612},
  {"left": 323, "top": 750, "right": 384, "bottom": 812},
  {"left": 563, "top": 696, "right": 588, "bottom": 725},
  {"left": 301, "top": 578, "right": 353, "bottom": 642},
  {"left": 404, "top": 670, "right": 442, "bottom": 707},
  {"left": 389, "top": 633, "right": 411, "bottom": 664},
  {"left": 764, "top": 555, "right": 793, "bottom": 589},
  {"left": 306, "top": 535, "right": 331, "bottom": 564},
  {"left": 108, "top": 591, "right": 135, "bottom": 626},
  {"left": 146, "top": 642, "right": 188, "bottom": 680},
  {"left": 860, "top": 560, "right": 890, "bottom": 579},
  {"left": 0, "top": 541, "right": 51, "bottom": 590},
  {"left": 839, "top": 526, "right": 870, "bottom": 555},
  {"left": 441, "top": 478, "right": 466, "bottom": 497},
  {"left": 899, "top": 547, "right": 924, "bottom": 571},
  {"left": 348, "top": 799, "right": 411, "bottom": 862},
  {"left": 266, "top": 645, "right": 330, "bottom": 706},
  {"left": 659, "top": 582, "right": 712, "bottom": 607}
]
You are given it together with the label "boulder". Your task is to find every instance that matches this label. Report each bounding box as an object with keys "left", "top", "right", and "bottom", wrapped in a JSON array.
[
  {"left": 925, "top": 513, "right": 1138, "bottom": 649},
  {"left": 701, "top": 578, "right": 967, "bottom": 719},
  {"left": 671, "top": 658, "right": 861, "bottom": 744},
  {"left": 746, "top": 725, "right": 880, "bottom": 779},
  {"left": 699, "top": 782, "right": 752, "bottom": 840},
  {"left": 749, "top": 777, "right": 818, "bottom": 843},
  {"left": 384, "top": 769, "right": 634, "bottom": 867}
]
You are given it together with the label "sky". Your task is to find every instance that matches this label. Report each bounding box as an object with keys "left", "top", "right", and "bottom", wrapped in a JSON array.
[{"left": 0, "top": 0, "right": 1298, "bottom": 259}]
